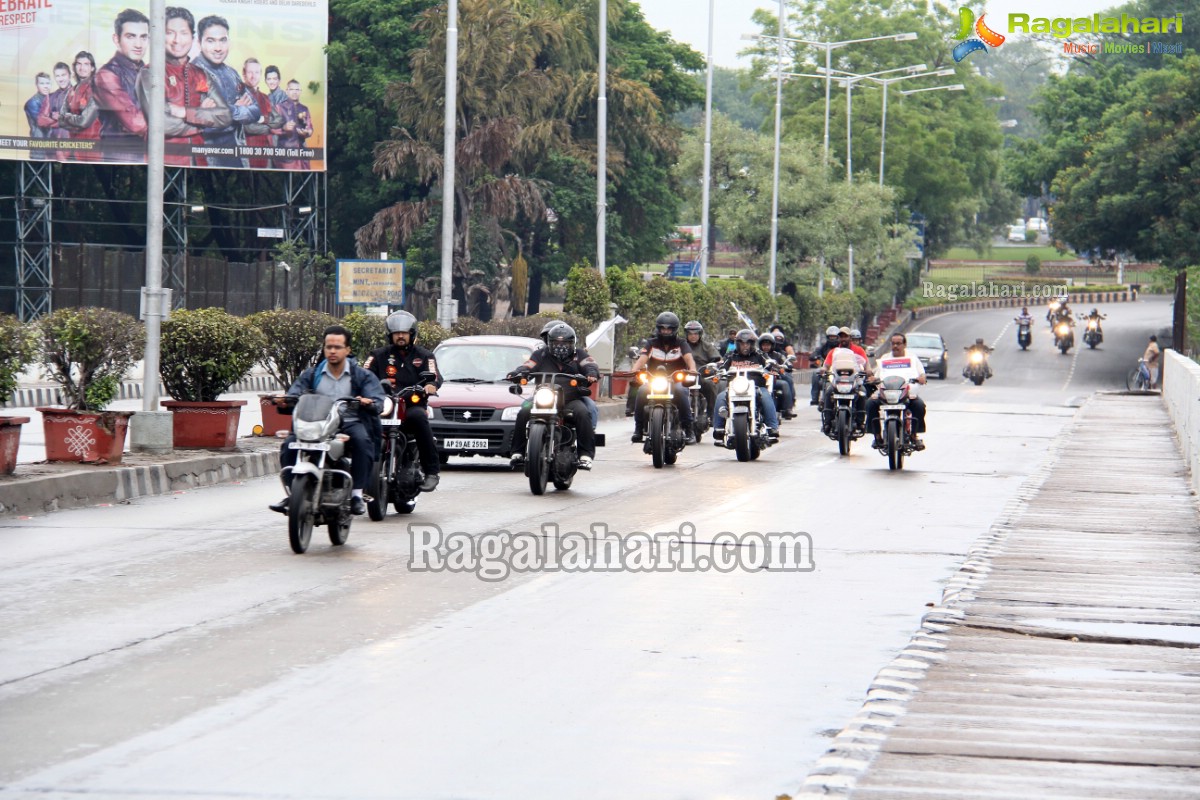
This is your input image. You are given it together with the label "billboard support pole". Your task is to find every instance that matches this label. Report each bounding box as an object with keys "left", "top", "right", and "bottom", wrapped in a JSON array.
[
  {"left": 438, "top": 0, "right": 459, "bottom": 328},
  {"left": 163, "top": 168, "right": 187, "bottom": 309},
  {"left": 131, "top": 0, "right": 173, "bottom": 453},
  {"left": 14, "top": 161, "right": 53, "bottom": 321}
]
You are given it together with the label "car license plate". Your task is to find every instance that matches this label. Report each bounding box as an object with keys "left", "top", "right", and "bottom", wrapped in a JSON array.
[
  {"left": 443, "top": 438, "right": 488, "bottom": 450},
  {"left": 289, "top": 441, "right": 329, "bottom": 450},
  {"left": 380, "top": 419, "right": 404, "bottom": 426}
]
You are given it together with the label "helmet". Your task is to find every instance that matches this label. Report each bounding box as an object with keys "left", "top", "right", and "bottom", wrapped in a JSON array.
[
  {"left": 1091, "top": 308, "right": 1099, "bottom": 315},
  {"left": 758, "top": 333, "right": 775, "bottom": 349},
  {"left": 546, "top": 323, "right": 576, "bottom": 361},
  {"left": 385, "top": 310, "right": 419, "bottom": 342},
  {"left": 850, "top": 328, "right": 862, "bottom": 340},
  {"left": 825, "top": 325, "right": 839, "bottom": 337},
  {"left": 683, "top": 320, "right": 704, "bottom": 335},
  {"left": 976, "top": 337, "right": 985, "bottom": 345},
  {"left": 539, "top": 320, "right": 557, "bottom": 343},
  {"left": 774, "top": 333, "right": 786, "bottom": 345},
  {"left": 735, "top": 328, "right": 756, "bottom": 352},
  {"left": 655, "top": 312, "right": 680, "bottom": 336}
]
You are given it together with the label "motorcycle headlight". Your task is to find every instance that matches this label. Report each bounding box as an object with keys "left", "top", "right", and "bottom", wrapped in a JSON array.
[
  {"left": 1049, "top": 302, "right": 1060, "bottom": 312},
  {"left": 1057, "top": 324, "right": 1069, "bottom": 336},
  {"left": 730, "top": 375, "right": 751, "bottom": 395},
  {"left": 380, "top": 397, "right": 395, "bottom": 417},
  {"left": 501, "top": 405, "right": 522, "bottom": 421},
  {"left": 970, "top": 352, "right": 983, "bottom": 364},
  {"left": 294, "top": 419, "right": 325, "bottom": 441},
  {"left": 650, "top": 376, "right": 670, "bottom": 394},
  {"left": 882, "top": 389, "right": 902, "bottom": 404},
  {"left": 533, "top": 387, "right": 557, "bottom": 408},
  {"left": 835, "top": 381, "right": 853, "bottom": 393},
  {"left": 1088, "top": 320, "right": 1098, "bottom": 330}
]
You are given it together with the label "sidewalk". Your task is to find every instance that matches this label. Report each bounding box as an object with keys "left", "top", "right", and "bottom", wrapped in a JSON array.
[{"left": 799, "top": 392, "right": 1200, "bottom": 799}]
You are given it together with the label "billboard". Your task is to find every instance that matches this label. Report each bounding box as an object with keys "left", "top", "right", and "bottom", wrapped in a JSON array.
[
  {"left": 0, "top": 0, "right": 327, "bottom": 170},
  {"left": 336, "top": 260, "right": 406, "bottom": 305}
]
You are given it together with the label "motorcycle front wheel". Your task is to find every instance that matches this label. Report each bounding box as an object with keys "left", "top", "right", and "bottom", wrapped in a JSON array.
[
  {"left": 287, "top": 474, "right": 316, "bottom": 554},
  {"left": 527, "top": 422, "right": 551, "bottom": 495},
  {"left": 649, "top": 406, "right": 667, "bottom": 469},
  {"left": 367, "top": 450, "right": 391, "bottom": 522},
  {"left": 732, "top": 414, "right": 751, "bottom": 462},
  {"left": 886, "top": 418, "right": 904, "bottom": 471},
  {"left": 837, "top": 408, "right": 851, "bottom": 456},
  {"left": 328, "top": 508, "right": 350, "bottom": 546}
]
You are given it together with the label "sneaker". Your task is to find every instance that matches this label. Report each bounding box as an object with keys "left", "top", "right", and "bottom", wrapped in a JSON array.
[
  {"left": 809, "top": 398, "right": 819, "bottom": 406},
  {"left": 630, "top": 432, "right": 644, "bottom": 443},
  {"left": 350, "top": 496, "right": 368, "bottom": 516},
  {"left": 768, "top": 429, "right": 780, "bottom": 442},
  {"left": 419, "top": 473, "right": 440, "bottom": 492},
  {"left": 712, "top": 428, "right": 725, "bottom": 440},
  {"left": 624, "top": 409, "right": 635, "bottom": 417},
  {"left": 576, "top": 455, "right": 593, "bottom": 470},
  {"left": 268, "top": 497, "right": 288, "bottom": 514},
  {"left": 683, "top": 429, "right": 696, "bottom": 445},
  {"left": 510, "top": 453, "right": 526, "bottom": 468},
  {"left": 911, "top": 436, "right": 926, "bottom": 451}
]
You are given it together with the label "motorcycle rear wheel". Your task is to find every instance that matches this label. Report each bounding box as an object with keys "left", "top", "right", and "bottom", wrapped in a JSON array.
[
  {"left": 733, "top": 414, "right": 751, "bottom": 462},
  {"left": 287, "top": 474, "right": 316, "bottom": 554},
  {"left": 649, "top": 406, "right": 667, "bottom": 469},
  {"left": 528, "top": 423, "right": 551, "bottom": 495}
]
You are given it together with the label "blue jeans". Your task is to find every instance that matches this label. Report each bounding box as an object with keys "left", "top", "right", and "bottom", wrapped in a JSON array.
[
  {"left": 714, "top": 387, "right": 779, "bottom": 431},
  {"left": 775, "top": 374, "right": 795, "bottom": 411}
]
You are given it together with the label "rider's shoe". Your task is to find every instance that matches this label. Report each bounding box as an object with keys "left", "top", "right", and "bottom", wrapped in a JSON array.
[
  {"left": 268, "top": 497, "right": 288, "bottom": 514},
  {"left": 350, "top": 496, "right": 368, "bottom": 516},
  {"left": 419, "top": 473, "right": 440, "bottom": 492},
  {"left": 768, "top": 428, "right": 780, "bottom": 442},
  {"left": 576, "top": 455, "right": 593, "bottom": 470},
  {"left": 871, "top": 437, "right": 884, "bottom": 450},
  {"left": 911, "top": 436, "right": 926, "bottom": 451},
  {"left": 712, "top": 429, "right": 725, "bottom": 445},
  {"left": 510, "top": 452, "right": 526, "bottom": 468},
  {"left": 630, "top": 432, "right": 644, "bottom": 443},
  {"left": 683, "top": 429, "right": 696, "bottom": 444}
]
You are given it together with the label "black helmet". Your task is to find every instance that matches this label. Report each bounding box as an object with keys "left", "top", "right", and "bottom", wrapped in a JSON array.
[
  {"left": 683, "top": 320, "right": 704, "bottom": 335},
  {"left": 975, "top": 337, "right": 985, "bottom": 345},
  {"left": 757, "top": 333, "right": 775, "bottom": 349},
  {"left": 539, "top": 320, "right": 558, "bottom": 344},
  {"left": 773, "top": 332, "right": 786, "bottom": 345},
  {"left": 385, "top": 310, "right": 419, "bottom": 342},
  {"left": 735, "top": 328, "right": 756, "bottom": 352},
  {"left": 546, "top": 323, "right": 576, "bottom": 361},
  {"left": 655, "top": 311, "right": 680, "bottom": 337}
]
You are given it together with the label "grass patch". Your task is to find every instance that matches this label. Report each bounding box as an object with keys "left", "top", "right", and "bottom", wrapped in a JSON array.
[{"left": 941, "top": 246, "right": 1077, "bottom": 262}]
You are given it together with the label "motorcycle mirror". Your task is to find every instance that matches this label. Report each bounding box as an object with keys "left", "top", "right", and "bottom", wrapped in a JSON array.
[
  {"left": 866, "top": 347, "right": 875, "bottom": 357},
  {"left": 508, "top": 384, "right": 523, "bottom": 395},
  {"left": 419, "top": 371, "right": 437, "bottom": 382}
]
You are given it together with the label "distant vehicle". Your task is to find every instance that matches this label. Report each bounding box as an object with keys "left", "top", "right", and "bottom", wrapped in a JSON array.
[
  {"left": 1007, "top": 224, "right": 1027, "bottom": 243},
  {"left": 1026, "top": 217, "right": 1048, "bottom": 233},
  {"left": 904, "top": 332, "right": 949, "bottom": 380}
]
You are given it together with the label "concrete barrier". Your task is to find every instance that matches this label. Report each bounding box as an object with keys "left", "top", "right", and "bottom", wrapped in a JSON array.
[
  {"left": 909, "top": 290, "right": 1133, "bottom": 320},
  {"left": 1161, "top": 350, "right": 1200, "bottom": 495}
]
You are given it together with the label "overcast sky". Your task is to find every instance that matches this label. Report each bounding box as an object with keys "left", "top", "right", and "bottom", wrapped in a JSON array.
[{"left": 635, "top": 1, "right": 1141, "bottom": 70}]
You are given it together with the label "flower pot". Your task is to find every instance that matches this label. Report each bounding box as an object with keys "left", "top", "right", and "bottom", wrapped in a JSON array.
[
  {"left": 37, "top": 408, "right": 134, "bottom": 464},
  {"left": 611, "top": 371, "right": 636, "bottom": 397},
  {"left": 162, "top": 400, "right": 248, "bottom": 450},
  {"left": 258, "top": 394, "right": 293, "bottom": 437},
  {"left": 0, "top": 416, "right": 31, "bottom": 475}
]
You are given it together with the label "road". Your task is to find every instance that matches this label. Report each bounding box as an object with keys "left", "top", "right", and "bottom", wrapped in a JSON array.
[{"left": 0, "top": 297, "right": 1171, "bottom": 799}]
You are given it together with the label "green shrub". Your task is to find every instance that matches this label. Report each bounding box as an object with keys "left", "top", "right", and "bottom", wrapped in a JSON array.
[
  {"left": 36, "top": 307, "right": 145, "bottom": 410},
  {"left": 564, "top": 265, "right": 611, "bottom": 323},
  {"left": 0, "top": 314, "right": 36, "bottom": 402},
  {"left": 247, "top": 309, "right": 338, "bottom": 390},
  {"left": 1025, "top": 254, "right": 1041, "bottom": 275},
  {"left": 342, "top": 310, "right": 388, "bottom": 361},
  {"left": 159, "top": 308, "right": 265, "bottom": 402}
]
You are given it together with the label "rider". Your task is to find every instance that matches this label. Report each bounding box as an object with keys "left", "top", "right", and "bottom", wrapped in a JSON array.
[
  {"left": 758, "top": 333, "right": 795, "bottom": 419},
  {"left": 539, "top": 319, "right": 599, "bottom": 430},
  {"left": 809, "top": 325, "right": 841, "bottom": 405},
  {"left": 363, "top": 310, "right": 443, "bottom": 492},
  {"left": 630, "top": 312, "right": 697, "bottom": 444},
  {"left": 507, "top": 323, "right": 600, "bottom": 470},
  {"left": 711, "top": 328, "right": 780, "bottom": 443},
  {"left": 964, "top": 337, "right": 994, "bottom": 379},
  {"left": 771, "top": 330, "right": 798, "bottom": 418},
  {"left": 684, "top": 320, "right": 720, "bottom": 427},
  {"left": 1054, "top": 296, "right": 1074, "bottom": 326},
  {"left": 1084, "top": 307, "right": 1106, "bottom": 331},
  {"left": 868, "top": 332, "right": 928, "bottom": 451},
  {"left": 1015, "top": 306, "right": 1033, "bottom": 325},
  {"left": 269, "top": 325, "right": 386, "bottom": 515},
  {"left": 820, "top": 336, "right": 872, "bottom": 433}
]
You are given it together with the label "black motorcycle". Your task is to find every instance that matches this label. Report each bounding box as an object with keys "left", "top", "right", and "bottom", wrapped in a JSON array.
[
  {"left": 368, "top": 374, "right": 435, "bottom": 520},
  {"left": 1015, "top": 318, "right": 1032, "bottom": 350},
  {"left": 1082, "top": 315, "right": 1103, "bottom": 349},
  {"left": 510, "top": 372, "right": 603, "bottom": 494},
  {"left": 1053, "top": 318, "right": 1075, "bottom": 354},
  {"left": 823, "top": 366, "right": 869, "bottom": 455},
  {"left": 637, "top": 367, "right": 696, "bottom": 468}
]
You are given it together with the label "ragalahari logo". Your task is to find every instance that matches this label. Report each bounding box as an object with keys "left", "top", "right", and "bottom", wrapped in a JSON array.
[{"left": 952, "top": 7, "right": 1006, "bottom": 61}]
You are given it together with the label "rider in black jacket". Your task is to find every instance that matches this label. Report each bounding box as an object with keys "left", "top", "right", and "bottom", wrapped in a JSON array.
[
  {"left": 507, "top": 323, "right": 601, "bottom": 469},
  {"left": 363, "top": 311, "right": 443, "bottom": 492}
]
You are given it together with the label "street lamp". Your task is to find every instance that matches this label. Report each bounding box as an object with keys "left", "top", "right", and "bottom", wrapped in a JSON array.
[
  {"left": 899, "top": 83, "right": 966, "bottom": 95},
  {"left": 699, "top": 0, "right": 715, "bottom": 283}
]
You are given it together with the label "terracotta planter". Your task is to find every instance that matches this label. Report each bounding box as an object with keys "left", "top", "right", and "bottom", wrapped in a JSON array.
[
  {"left": 611, "top": 371, "right": 636, "bottom": 397},
  {"left": 162, "top": 400, "right": 247, "bottom": 450},
  {"left": 37, "top": 408, "right": 134, "bottom": 464},
  {"left": 258, "top": 394, "right": 292, "bottom": 437},
  {"left": 0, "top": 416, "right": 31, "bottom": 475}
]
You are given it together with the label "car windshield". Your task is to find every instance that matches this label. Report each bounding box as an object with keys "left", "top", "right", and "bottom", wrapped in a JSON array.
[
  {"left": 906, "top": 334, "right": 943, "bottom": 350},
  {"left": 435, "top": 344, "right": 534, "bottom": 382}
]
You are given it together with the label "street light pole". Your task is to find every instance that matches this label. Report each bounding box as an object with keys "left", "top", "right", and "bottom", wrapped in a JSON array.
[
  {"left": 597, "top": 0, "right": 608, "bottom": 277},
  {"left": 699, "top": 0, "right": 715, "bottom": 284},
  {"left": 767, "top": 0, "right": 784, "bottom": 297},
  {"left": 438, "top": 0, "right": 459, "bottom": 328}
]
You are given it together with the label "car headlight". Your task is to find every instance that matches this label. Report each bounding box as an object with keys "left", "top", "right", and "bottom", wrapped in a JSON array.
[
  {"left": 730, "top": 375, "right": 751, "bottom": 395},
  {"left": 927, "top": 353, "right": 943, "bottom": 363},
  {"left": 533, "top": 387, "right": 557, "bottom": 408},
  {"left": 294, "top": 419, "right": 325, "bottom": 441},
  {"left": 500, "top": 405, "right": 522, "bottom": 421},
  {"left": 650, "top": 376, "right": 670, "bottom": 394}
]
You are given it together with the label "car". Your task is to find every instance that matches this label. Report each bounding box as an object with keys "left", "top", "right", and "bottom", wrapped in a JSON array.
[
  {"left": 428, "top": 335, "right": 542, "bottom": 461},
  {"left": 1026, "top": 217, "right": 1048, "bottom": 233},
  {"left": 903, "top": 332, "right": 949, "bottom": 379},
  {"left": 1007, "top": 224, "right": 1027, "bottom": 243}
]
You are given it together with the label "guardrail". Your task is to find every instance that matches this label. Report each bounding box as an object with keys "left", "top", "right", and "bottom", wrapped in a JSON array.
[{"left": 1161, "top": 350, "right": 1200, "bottom": 495}]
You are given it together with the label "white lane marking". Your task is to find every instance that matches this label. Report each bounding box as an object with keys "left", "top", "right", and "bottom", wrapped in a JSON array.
[{"left": 1061, "top": 341, "right": 1081, "bottom": 392}]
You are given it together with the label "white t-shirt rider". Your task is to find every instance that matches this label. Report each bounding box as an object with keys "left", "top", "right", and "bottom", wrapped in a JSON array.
[{"left": 875, "top": 350, "right": 926, "bottom": 398}]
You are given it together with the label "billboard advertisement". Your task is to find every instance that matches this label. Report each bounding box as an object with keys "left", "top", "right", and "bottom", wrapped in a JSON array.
[{"left": 0, "top": 0, "right": 327, "bottom": 170}]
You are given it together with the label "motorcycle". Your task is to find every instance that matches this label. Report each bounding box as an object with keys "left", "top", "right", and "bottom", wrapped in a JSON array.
[
  {"left": 768, "top": 355, "right": 797, "bottom": 419},
  {"left": 509, "top": 372, "right": 603, "bottom": 494},
  {"left": 637, "top": 367, "right": 696, "bottom": 468},
  {"left": 1016, "top": 319, "right": 1032, "bottom": 350},
  {"left": 689, "top": 365, "right": 714, "bottom": 443},
  {"left": 279, "top": 395, "right": 363, "bottom": 554},
  {"left": 1082, "top": 316, "right": 1103, "bottom": 349},
  {"left": 717, "top": 365, "right": 776, "bottom": 462},
  {"left": 367, "top": 373, "right": 436, "bottom": 520},
  {"left": 963, "top": 349, "right": 990, "bottom": 385},
  {"left": 823, "top": 366, "right": 868, "bottom": 456},
  {"left": 876, "top": 376, "right": 922, "bottom": 471},
  {"left": 1054, "top": 319, "right": 1075, "bottom": 354}
]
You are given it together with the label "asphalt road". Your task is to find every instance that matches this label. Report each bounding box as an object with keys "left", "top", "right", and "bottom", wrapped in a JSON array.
[{"left": 0, "top": 297, "right": 1173, "bottom": 800}]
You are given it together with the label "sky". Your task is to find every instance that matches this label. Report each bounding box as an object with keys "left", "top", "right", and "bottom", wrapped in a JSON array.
[{"left": 635, "top": 0, "right": 1148, "bottom": 69}]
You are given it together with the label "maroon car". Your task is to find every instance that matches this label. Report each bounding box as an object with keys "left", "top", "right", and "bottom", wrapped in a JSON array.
[{"left": 429, "top": 335, "right": 542, "bottom": 461}]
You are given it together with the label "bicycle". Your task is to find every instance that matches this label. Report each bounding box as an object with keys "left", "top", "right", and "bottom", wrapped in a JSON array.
[{"left": 1126, "top": 358, "right": 1153, "bottom": 392}]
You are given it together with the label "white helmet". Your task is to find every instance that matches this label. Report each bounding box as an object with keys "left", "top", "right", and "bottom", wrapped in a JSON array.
[{"left": 825, "top": 326, "right": 839, "bottom": 337}]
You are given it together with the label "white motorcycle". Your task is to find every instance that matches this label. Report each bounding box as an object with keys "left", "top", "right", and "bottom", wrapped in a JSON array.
[
  {"left": 717, "top": 365, "right": 776, "bottom": 462},
  {"left": 876, "top": 376, "right": 922, "bottom": 471}
]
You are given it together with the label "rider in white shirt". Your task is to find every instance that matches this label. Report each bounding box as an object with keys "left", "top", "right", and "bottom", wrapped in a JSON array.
[{"left": 867, "top": 333, "right": 928, "bottom": 449}]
